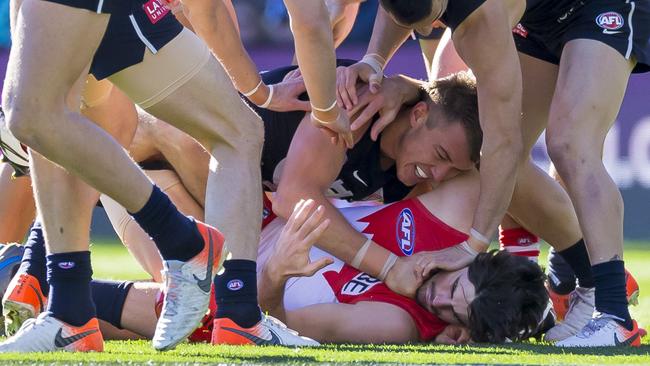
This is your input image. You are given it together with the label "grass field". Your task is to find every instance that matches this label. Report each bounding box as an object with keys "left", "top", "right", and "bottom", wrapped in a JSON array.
[{"left": 1, "top": 240, "right": 649, "bottom": 365}]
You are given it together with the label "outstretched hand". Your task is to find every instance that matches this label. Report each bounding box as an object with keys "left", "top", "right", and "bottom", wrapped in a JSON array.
[{"left": 268, "top": 199, "right": 334, "bottom": 279}]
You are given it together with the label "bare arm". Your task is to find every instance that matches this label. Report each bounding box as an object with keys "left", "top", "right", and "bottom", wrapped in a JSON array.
[
  {"left": 452, "top": 0, "right": 524, "bottom": 245},
  {"left": 285, "top": 302, "right": 418, "bottom": 344},
  {"left": 274, "top": 115, "right": 424, "bottom": 298},
  {"left": 338, "top": 7, "right": 412, "bottom": 108},
  {"left": 259, "top": 199, "right": 333, "bottom": 322},
  {"left": 284, "top": 0, "right": 353, "bottom": 146}
]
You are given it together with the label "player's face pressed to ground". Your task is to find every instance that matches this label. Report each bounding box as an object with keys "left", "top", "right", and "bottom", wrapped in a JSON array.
[
  {"left": 395, "top": 112, "right": 475, "bottom": 187},
  {"left": 416, "top": 267, "right": 475, "bottom": 326}
]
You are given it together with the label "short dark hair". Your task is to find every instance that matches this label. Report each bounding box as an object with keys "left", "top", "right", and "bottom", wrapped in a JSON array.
[
  {"left": 467, "top": 250, "right": 549, "bottom": 343},
  {"left": 420, "top": 71, "right": 482, "bottom": 163},
  {"left": 380, "top": 0, "right": 434, "bottom": 25}
]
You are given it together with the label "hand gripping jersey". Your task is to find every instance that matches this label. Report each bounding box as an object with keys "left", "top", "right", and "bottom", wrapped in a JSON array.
[{"left": 258, "top": 196, "right": 469, "bottom": 342}]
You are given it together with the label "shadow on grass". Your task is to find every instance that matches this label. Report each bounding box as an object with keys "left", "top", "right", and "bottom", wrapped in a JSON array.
[{"left": 317, "top": 342, "right": 650, "bottom": 357}]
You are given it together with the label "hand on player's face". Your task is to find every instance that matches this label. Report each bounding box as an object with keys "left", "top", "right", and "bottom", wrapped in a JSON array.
[
  {"left": 416, "top": 267, "right": 476, "bottom": 326},
  {"left": 268, "top": 199, "right": 334, "bottom": 279}
]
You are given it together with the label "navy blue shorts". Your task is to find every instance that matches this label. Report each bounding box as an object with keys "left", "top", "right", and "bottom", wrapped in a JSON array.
[
  {"left": 90, "top": 0, "right": 182, "bottom": 79},
  {"left": 515, "top": 0, "right": 650, "bottom": 73}
]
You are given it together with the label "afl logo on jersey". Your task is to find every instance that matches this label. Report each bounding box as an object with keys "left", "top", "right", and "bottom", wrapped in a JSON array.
[
  {"left": 596, "top": 12, "right": 624, "bottom": 30},
  {"left": 396, "top": 208, "right": 415, "bottom": 256}
]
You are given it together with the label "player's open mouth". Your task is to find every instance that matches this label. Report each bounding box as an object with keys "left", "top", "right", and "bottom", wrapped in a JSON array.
[{"left": 415, "top": 165, "right": 428, "bottom": 179}]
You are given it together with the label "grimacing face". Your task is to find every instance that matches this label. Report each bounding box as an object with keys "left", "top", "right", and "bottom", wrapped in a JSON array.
[
  {"left": 416, "top": 267, "right": 476, "bottom": 326},
  {"left": 394, "top": 107, "right": 476, "bottom": 187}
]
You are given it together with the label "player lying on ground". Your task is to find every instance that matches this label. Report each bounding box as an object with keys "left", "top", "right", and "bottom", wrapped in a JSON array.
[{"left": 93, "top": 174, "right": 549, "bottom": 344}]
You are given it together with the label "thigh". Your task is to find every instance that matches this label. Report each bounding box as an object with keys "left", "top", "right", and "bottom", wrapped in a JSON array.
[
  {"left": 3, "top": 0, "right": 109, "bottom": 110},
  {"left": 547, "top": 39, "right": 634, "bottom": 150},
  {"left": 145, "top": 56, "right": 263, "bottom": 152}
]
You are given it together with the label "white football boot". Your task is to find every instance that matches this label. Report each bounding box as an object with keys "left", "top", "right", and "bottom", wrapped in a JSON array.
[
  {"left": 556, "top": 313, "right": 640, "bottom": 347},
  {"left": 212, "top": 312, "right": 320, "bottom": 346},
  {"left": 152, "top": 221, "right": 225, "bottom": 351},
  {"left": 0, "top": 312, "right": 103, "bottom": 352},
  {"left": 544, "top": 286, "right": 594, "bottom": 342}
]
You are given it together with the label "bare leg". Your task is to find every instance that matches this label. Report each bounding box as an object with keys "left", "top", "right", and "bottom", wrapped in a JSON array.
[
  {"left": 0, "top": 163, "right": 34, "bottom": 242},
  {"left": 141, "top": 56, "right": 264, "bottom": 262},
  {"left": 506, "top": 53, "right": 581, "bottom": 251}
]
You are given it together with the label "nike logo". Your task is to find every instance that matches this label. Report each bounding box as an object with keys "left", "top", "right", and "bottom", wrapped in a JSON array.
[
  {"left": 193, "top": 229, "right": 214, "bottom": 293},
  {"left": 54, "top": 328, "right": 98, "bottom": 348},
  {"left": 614, "top": 332, "right": 639, "bottom": 347},
  {"left": 221, "top": 326, "right": 281, "bottom": 346},
  {"left": 352, "top": 170, "right": 368, "bottom": 187},
  {"left": 603, "top": 29, "right": 623, "bottom": 34}
]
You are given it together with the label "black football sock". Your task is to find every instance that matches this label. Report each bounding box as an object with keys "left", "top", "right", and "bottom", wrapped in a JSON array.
[
  {"left": 130, "top": 185, "right": 203, "bottom": 261},
  {"left": 46, "top": 251, "right": 95, "bottom": 326},
  {"left": 593, "top": 260, "right": 633, "bottom": 329},
  {"left": 547, "top": 248, "right": 577, "bottom": 295},
  {"left": 17, "top": 221, "right": 49, "bottom": 296},
  {"left": 90, "top": 279, "right": 134, "bottom": 329},
  {"left": 214, "top": 260, "right": 261, "bottom": 328},
  {"left": 557, "top": 239, "right": 595, "bottom": 289}
]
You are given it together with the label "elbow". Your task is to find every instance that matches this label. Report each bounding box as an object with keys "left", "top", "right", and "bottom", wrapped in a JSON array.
[
  {"left": 482, "top": 126, "right": 524, "bottom": 161},
  {"left": 287, "top": 10, "right": 332, "bottom": 42},
  {"left": 273, "top": 185, "right": 306, "bottom": 219}
]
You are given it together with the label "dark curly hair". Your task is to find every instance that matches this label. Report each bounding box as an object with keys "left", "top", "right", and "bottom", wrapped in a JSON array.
[{"left": 467, "top": 250, "right": 549, "bottom": 343}]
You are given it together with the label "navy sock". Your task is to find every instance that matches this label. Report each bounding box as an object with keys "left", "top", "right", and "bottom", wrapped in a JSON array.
[
  {"left": 547, "top": 248, "right": 577, "bottom": 295},
  {"left": 130, "top": 185, "right": 203, "bottom": 261},
  {"left": 90, "top": 279, "right": 133, "bottom": 329},
  {"left": 557, "top": 239, "right": 594, "bottom": 289},
  {"left": 17, "top": 221, "right": 49, "bottom": 297},
  {"left": 593, "top": 260, "right": 633, "bottom": 329},
  {"left": 214, "top": 260, "right": 261, "bottom": 328},
  {"left": 46, "top": 251, "right": 95, "bottom": 326}
]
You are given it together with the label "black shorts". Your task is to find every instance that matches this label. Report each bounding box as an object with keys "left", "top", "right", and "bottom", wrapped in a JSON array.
[
  {"left": 516, "top": 0, "right": 650, "bottom": 73},
  {"left": 90, "top": 0, "right": 183, "bottom": 79},
  {"left": 41, "top": 0, "right": 133, "bottom": 15}
]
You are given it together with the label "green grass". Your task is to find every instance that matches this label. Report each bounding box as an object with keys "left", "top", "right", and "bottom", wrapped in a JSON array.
[{"left": 2, "top": 240, "right": 649, "bottom": 365}]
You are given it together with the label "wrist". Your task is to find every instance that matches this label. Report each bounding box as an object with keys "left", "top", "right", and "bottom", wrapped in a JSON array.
[
  {"left": 263, "top": 260, "right": 288, "bottom": 284},
  {"left": 249, "top": 84, "right": 271, "bottom": 107},
  {"left": 311, "top": 104, "right": 340, "bottom": 123}
]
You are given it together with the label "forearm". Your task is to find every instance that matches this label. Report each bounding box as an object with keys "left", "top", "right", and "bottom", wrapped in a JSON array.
[
  {"left": 471, "top": 80, "right": 523, "bottom": 241},
  {"left": 366, "top": 7, "right": 411, "bottom": 62},
  {"left": 284, "top": 0, "right": 339, "bottom": 117},
  {"left": 258, "top": 265, "right": 289, "bottom": 323},
  {"left": 181, "top": 0, "right": 268, "bottom": 103},
  {"left": 276, "top": 188, "right": 392, "bottom": 278}
]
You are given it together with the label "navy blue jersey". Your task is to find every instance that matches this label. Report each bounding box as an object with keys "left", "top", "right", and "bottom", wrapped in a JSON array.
[{"left": 254, "top": 60, "right": 411, "bottom": 203}]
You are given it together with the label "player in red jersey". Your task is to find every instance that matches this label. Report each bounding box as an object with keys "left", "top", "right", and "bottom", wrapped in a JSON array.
[{"left": 87, "top": 168, "right": 547, "bottom": 344}]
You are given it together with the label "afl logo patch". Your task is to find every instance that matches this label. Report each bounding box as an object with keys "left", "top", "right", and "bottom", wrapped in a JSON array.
[
  {"left": 396, "top": 208, "right": 415, "bottom": 256},
  {"left": 596, "top": 12, "right": 624, "bottom": 30},
  {"left": 58, "top": 262, "right": 75, "bottom": 270},
  {"left": 227, "top": 279, "right": 244, "bottom": 291}
]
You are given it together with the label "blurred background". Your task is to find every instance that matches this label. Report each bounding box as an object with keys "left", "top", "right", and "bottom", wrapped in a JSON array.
[{"left": 0, "top": 0, "right": 647, "bottom": 239}]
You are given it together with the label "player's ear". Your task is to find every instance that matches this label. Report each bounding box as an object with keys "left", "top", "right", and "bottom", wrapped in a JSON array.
[{"left": 410, "top": 101, "right": 429, "bottom": 128}]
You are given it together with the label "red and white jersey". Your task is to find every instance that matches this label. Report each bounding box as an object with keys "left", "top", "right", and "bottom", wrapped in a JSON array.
[{"left": 257, "top": 196, "right": 469, "bottom": 341}]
